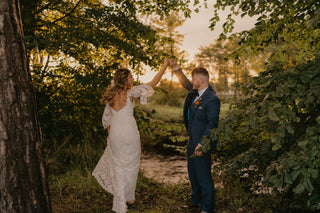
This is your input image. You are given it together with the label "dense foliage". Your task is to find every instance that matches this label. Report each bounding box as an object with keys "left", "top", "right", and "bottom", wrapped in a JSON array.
[
  {"left": 204, "top": 0, "right": 320, "bottom": 212},
  {"left": 20, "top": 0, "right": 193, "bottom": 154},
  {"left": 211, "top": 55, "right": 320, "bottom": 211},
  {"left": 211, "top": 0, "right": 320, "bottom": 61}
]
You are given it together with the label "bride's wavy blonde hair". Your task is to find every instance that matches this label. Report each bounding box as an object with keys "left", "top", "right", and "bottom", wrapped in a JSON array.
[{"left": 100, "top": 68, "right": 132, "bottom": 105}]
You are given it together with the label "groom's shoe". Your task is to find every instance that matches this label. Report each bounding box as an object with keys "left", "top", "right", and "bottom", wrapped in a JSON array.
[{"left": 182, "top": 202, "right": 201, "bottom": 210}]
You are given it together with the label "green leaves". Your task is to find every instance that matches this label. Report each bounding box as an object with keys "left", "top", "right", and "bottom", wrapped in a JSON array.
[
  {"left": 268, "top": 108, "right": 279, "bottom": 121},
  {"left": 190, "top": 136, "right": 211, "bottom": 158},
  {"left": 298, "top": 139, "right": 308, "bottom": 147},
  {"left": 211, "top": 1, "right": 320, "bottom": 65},
  {"left": 212, "top": 55, "right": 320, "bottom": 211},
  {"left": 21, "top": 0, "right": 195, "bottom": 72},
  {"left": 206, "top": 1, "right": 320, "bottom": 210}
]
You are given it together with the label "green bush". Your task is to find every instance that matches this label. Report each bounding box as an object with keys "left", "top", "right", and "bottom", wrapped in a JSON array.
[
  {"left": 210, "top": 55, "right": 320, "bottom": 212},
  {"left": 151, "top": 87, "right": 186, "bottom": 107}
]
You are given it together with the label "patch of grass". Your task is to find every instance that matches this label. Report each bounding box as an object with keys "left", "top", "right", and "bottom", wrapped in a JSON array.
[
  {"left": 143, "top": 102, "right": 230, "bottom": 122},
  {"left": 49, "top": 168, "right": 112, "bottom": 212},
  {"left": 132, "top": 173, "right": 190, "bottom": 212},
  {"left": 48, "top": 147, "right": 275, "bottom": 213},
  {"left": 220, "top": 103, "right": 231, "bottom": 119},
  {"left": 142, "top": 103, "right": 184, "bottom": 122},
  {"left": 49, "top": 165, "right": 272, "bottom": 213},
  {"left": 49, "top": 168, "right": 191, "bottom": 213}
]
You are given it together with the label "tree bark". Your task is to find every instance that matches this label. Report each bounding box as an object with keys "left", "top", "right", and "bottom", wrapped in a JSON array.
[{"left": 0, "top": 0, "right": 51, "bottom": 212}]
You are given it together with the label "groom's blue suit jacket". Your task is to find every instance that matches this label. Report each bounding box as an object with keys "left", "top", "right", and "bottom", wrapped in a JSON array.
[{"left": 175, "top": 69, "right": 220, "bottom": 152}]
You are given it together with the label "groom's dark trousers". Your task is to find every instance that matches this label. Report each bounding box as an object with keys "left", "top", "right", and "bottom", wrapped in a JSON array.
[{"left": 174, "top": 69, "right": 220, "bottom": 213}]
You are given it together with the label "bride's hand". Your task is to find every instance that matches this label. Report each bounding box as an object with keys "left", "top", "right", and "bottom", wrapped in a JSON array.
[
  {"left": 167, "top": 59, "right": 176, "bottom": 67},
  {"left": 169, "top": 59, "right": 180, "bottom": 71},
  {"left": 163, "top": 58, "right": 171, "bottom": 67}
]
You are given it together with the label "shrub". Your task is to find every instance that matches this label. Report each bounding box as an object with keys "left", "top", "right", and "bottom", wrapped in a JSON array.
[{"left": 210, "top": 55, "right": 320, "bottom": 212}]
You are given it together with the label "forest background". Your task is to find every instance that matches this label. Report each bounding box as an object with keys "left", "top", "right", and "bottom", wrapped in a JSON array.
[{"left": 2, "top": 0, "right": 320, "bottom": 212}]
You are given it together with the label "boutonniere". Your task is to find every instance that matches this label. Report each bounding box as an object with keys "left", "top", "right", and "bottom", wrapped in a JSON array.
[{"left": 194, "top": 98, "right": 202, "bottom": 108}]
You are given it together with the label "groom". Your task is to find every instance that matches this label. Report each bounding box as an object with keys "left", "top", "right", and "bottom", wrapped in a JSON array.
[{"left": 170, "top": 60, "right": 220, "bottom": 213}]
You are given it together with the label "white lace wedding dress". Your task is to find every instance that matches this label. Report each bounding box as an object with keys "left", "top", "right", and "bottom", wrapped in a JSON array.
[{"left": 92, "top": 85, "right": 154, "bottom": 213}]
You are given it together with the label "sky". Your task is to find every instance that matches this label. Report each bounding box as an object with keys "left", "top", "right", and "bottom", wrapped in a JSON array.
[{"left": 139, "top": 2, "right": 257, "bottom": 83}]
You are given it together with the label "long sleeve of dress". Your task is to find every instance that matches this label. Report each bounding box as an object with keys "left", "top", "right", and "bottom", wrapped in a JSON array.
[
  {"left": 102, "top": 104, "right": 112, "bottom": 129},
  {"left": 128, "top": 85, "right": 154, "bottom": 105}
]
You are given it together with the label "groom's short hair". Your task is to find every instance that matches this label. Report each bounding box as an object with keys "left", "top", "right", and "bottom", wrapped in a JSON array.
[{"left": 192, "top": 67, "right": 209, "bottom": 81}]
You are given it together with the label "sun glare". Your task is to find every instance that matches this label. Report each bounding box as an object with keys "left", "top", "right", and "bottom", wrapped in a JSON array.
[{"left": 136, "top": 69, "right": 179, "bottom": 84}]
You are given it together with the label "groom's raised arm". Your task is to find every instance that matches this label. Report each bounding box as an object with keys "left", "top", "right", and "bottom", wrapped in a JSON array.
[
  {"left": 173, "top": 68, "right": 192, "bottom": 91},
  {"left": 171, "top": 62, "right": 193, "bottom": 91}
]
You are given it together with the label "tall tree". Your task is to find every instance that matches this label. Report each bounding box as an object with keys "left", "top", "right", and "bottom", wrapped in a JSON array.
[
  {"left": 195, "top": 37, "right": 270, "bottom": 100},
  {"left": 195, "top": 40, "right": 229, "bottom": 92},
  {"left": 151, "top": 11, "right": 187, "bottom": 90},
  {"left": 0, "top": 0, "right": 51, "bottom": 212}
]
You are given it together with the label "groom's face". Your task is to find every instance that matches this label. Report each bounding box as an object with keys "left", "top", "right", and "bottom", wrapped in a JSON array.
[{"left": 192, "top": 74, "right": 201, "bottom": 90}]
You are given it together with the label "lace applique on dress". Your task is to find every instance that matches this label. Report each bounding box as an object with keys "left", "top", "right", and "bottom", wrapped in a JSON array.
[
  {"left": 102, "top": 104, "right": 112, "bottom": 129},
  {"left": 93, "top": 84, "right": 154, "bottom": 213}
]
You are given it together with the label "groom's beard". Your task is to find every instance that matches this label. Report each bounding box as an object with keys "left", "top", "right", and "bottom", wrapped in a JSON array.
[
  {"left": 193, "top": 84, "right": 200, "bottom": 90},
  {"left": 192, "top": 79, "right": 201, "bottom": 90}
]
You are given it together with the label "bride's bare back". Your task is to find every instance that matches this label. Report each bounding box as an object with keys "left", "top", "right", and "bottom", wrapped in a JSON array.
[{"left": 111, "top": 90, "right": 133, "bottom": 112}]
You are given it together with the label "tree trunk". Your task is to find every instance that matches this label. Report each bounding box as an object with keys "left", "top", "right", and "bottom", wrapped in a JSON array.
[{"left": 0, "top": 0, "right": 51, "bottom": 212}]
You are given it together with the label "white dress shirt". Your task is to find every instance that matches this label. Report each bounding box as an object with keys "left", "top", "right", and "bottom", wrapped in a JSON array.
[
  {"left": 193, "top": 86, "right": 208, "bottom": 103},
  {"left": 193, "top": 86, "right": 208, "bottom": 148}
]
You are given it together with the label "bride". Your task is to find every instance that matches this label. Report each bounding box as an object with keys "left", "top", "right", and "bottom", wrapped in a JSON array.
[{"left": 92, "top": 59, "right": 171, "bottom": 213}]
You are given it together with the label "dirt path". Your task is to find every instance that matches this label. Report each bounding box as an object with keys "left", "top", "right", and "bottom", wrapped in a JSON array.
[{"left": 140, "top": 151, "right": 189, "bottom": 184}]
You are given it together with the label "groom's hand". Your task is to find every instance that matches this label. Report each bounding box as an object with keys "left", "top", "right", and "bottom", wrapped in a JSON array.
[
  {"left": 168, "top": 59, "right": 176, "bottom": 66},
  {"left": 194, "top": 144, "right": 203, "bottom": 156},
  {"left": 168, "top": 59, "right": 175, "bottom": 66},
  {"left": 163, "top": 58, "right": 170, "bottom": 67},
  {"left": 168, "top": 59, "right": 181, "bottom": 71}
]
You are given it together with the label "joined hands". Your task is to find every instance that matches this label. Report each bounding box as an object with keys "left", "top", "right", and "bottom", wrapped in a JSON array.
[{"left": 165, "top": 59, "right": 180, "bottom": 71}]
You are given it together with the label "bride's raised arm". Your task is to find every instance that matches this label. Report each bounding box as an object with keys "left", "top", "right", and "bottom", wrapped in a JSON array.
[{"left": 145, "top": 58, "right": 170, "bottom": 87}]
